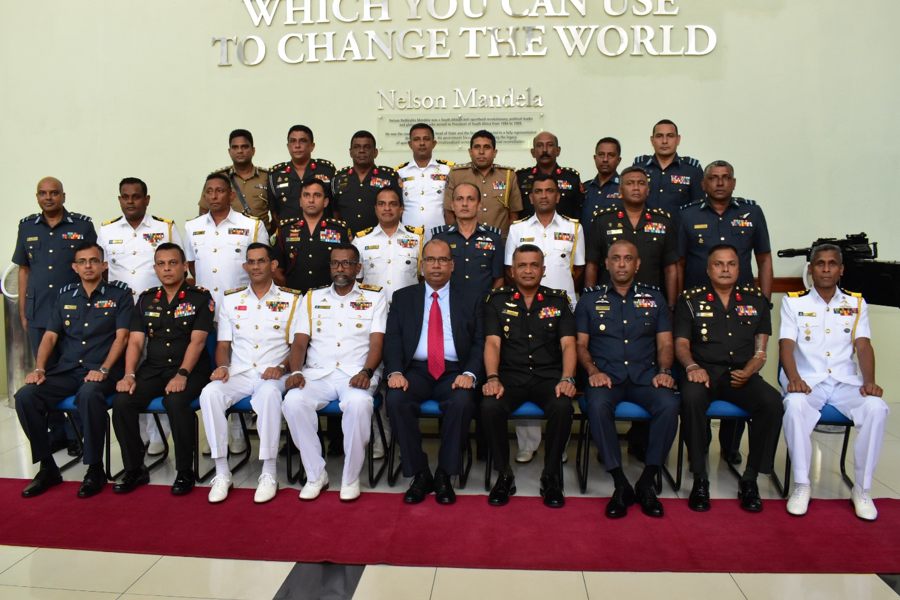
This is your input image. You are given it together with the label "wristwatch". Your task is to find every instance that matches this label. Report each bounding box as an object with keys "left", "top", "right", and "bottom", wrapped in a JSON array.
[
  {"left": 361, "top": 368, "right": 374, "bottom": 377},
  {"left": 99, "top": 367, "right": 109, "bottom": 376},
  {"left": 657, "top": 368, "right": 673, "bottom": 376},
  {"left": 560, "top": 376, "right": 576, "bottom": 385},
  {"left": 177, "top": 368, "right": 190, "bottom": 377}
]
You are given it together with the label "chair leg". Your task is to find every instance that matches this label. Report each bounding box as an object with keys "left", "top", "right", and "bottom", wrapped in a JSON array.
[
  {"left": 105, "top": 413, "right": 124, "bottom": 481},
  {"left": 386, "top": 433, "right": 402, "bottom": 486},
  {"left": 56, "top": 412, "right": 84, "bottom": 474},
  {"left": 784, "top": 453, "right": 792, "bottom": 498},
  {"left": 460, "top": 436, "right": 473, "bottom": 489},
  {"left": 368, "top": 409, "right": 388, "bottom": 487},
  {"left": 674, "top": 422, "right": 684, "bottom": 491},
  {"left": 194, "top": 414, "right": 216, "bottom": 482},
  {"left": 839, "top": 425, "right": 854, "bottom": 490},
  {"left": 286, "top": 433, "right": 306, "bottom": 485},
  {"left": 723, "top": 418, "right": 744, "bottom": 481},
  {"left": 575, "top": 416, "right": 589, "bottom": 494}
]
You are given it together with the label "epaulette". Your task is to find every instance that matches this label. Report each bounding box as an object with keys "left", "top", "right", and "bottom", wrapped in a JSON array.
[
  {"left": 108, "top": 280, "right": 130, "bottom": 290},
  {"left": 359, "top": 283, "right": 383, "bottom": 292},
  {"left": 20, "top": 214, "right": 39, "bottom": 223},
  {"left": 636, "top": 282, "right": 661, "bottom": 292},
  {"left": 634, "top": 155, "right": 652, "bottom": 165},
  {"left": 395, "top": 161, "right": 410, "bottom": 170},
  {"left": 593, "top": 206, "right": 619, "bottom": 217},
  {"left": 734, "top": 197, "right": 757, "bottom": 206},
  {"left": 562, "top": 215, "right": 580, "bottom": 224},
  {"left": 355, "top": 226, "right": 375, "bottom": 238},
  {"left": 138, "top": 286, "right": 161, "bottom": 298},
  {"left": 257, "top": 166, "right": 270, "bottom": 174},
  {"left": 496, "top": 165, "right": 515, "bottom": 172},
  {"left": 225, "top": 286, "right": 247, "bottom": 295},
  {"left": 840, "top": 287, "right": 862, "bottom": 298},
  {"left": 738, "top": 284, "right": 764, "bottom": 297},
  {"left": 431, "top": 224, "right": 451, "bottom": 236},
  {"left": 374, "top": 165, "right": 397, "bottom": 174},
  {"left": 437, "top": 159, "right": 455, "bottom": 167},
  {"left": 511, "top": 216, "right": 530, "bottom": 224},
  {"left": 515, "top": 166, "right": 529, "bottom": 175},
  {"left": 307, "top": 284, "right": 331, "bottom": 293},
  {"left": 543, "top": 287, "right": 569, "bottom": 299},
  {"left": 477, "top": 224, "right": 501, "bottom": 235},
  {"left": 279, "top": 217, "right": 301, "bottom": 227},
  {"left": 270, "top": 161, "right": 290, "bottom": 172},
  {"left": 278, "top": 286, "right": 302, "bottom": 296},
  {"left": 336, "top": 165, "right": 353, "bottom": 175},
  {"left": 101, "top": 216, "right": 123, "bottom": 226},
  {"left": 786, "top": 289, "right": 810, "bottom": 298},
  {"left": 187, "top": 283, "right": 210, "bottom": 293},
  {"left": 313, "top": 158, "right": 335, "bottom": 168},
  {"left": 680, "top": 200, "right": 703, "bottom": 211},
  {"left": 403, "top": 224, "right": 424, "bottom": 235},
  {"left": 488, "top": 286, "right": 514, "bottom": 297},
  {"left": 649, "top": 207, "right": 672, "bottom": 219},
  {"left": 59, "top": 283, "right": 79, "bottom": 294},
  {"left": 326, "top": 217, "right": 348, "bottom": 227},
  {"left": 70, "top": 212, "right": 92, "bottom": 222},
  {"left": 245, "top": 214, "right": 261, "bottom": 221},
  {"left": 451, "top": 162, "right": 473, "bottom": 171},
  {"left": 210, "top": 165, "right": 231, "bottom": 175},
  {"left": 151, "top": 215, "right": 173, "bottom": 224},
  {"left": 683, "top": 156, "right": 702, "bottom": 168},
  {"left": 681, "top": 285, "right": 709, "bottom": 298},
  {"left": 561, "top": 166, "right": 580, "bottom": 176},
  {"left": 583, "top": 285, "right": 608, "bottom": 294}
]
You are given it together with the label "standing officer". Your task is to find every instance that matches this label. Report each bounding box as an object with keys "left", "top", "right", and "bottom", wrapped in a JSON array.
[
  {"left": 111, "top": 243, "right": 214, "bottom": 496},
  {"left": 397, "top": 123, "right": 453, "bottom": 238},
  {"left": 585, "top": 166, "right": 678, "bottom": 308},
  {"left": 201, "top": 129, "right": 272, "bottom": 232},
  {"left": 780, "top": 244, "right": 888, "bottom": 520},
  {"left": 332, "top": 130, "right": 402, "bottom": 234},
  {"left": 633, "top": 119, "right": 703, "bottom": 216},
  {"left": 674, "top": 244, "right": 783, "bottom": 513},
  {"left": 282, "top": 244, "right": 387, "bottom": 502},
  {"left": 481, "top": 244, "right": 577, "bottom": 508},
  {"left": 575, "top": 240, "right": 679, "bottom": 519},
  {"left": 431, "top": 182, "right": 505, "bottom": 295},
  {"left": 516, "top": 131, "right": 583, "bottom": 220},
  {"left": 200, "top": 243, "right": 302, "bottom": 504},
  {"left": 581, "top": 137, "right": 623, "bottom": 227},
  {"left": 15, "top": 242, "right": 131, "bottom": 498},
  {"left": 443, "top": 130, "right": 523, "bottom": 237},
  {"left": 268, "top": 125, "right": 336, "bottom": 222},
  {"left": 274, "top": 178, "right": 353, "bottom": 295}
]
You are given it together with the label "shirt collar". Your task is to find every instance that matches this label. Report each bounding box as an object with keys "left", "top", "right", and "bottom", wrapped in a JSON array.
[
  {"left": 410, "top": 157, "right": 439, "bottom": 170},
  {"left": 700, "top": 196, "right": 740, "bottom": 211},
  {"left": 425, "top": 282, "right": 450, "bottom": 300},
  {"left": 527, "top": 211, "right": 562, "bottom": 227},
  {"left": 328, "top": 281, "right": 361, "bottom": 299},
  {"left": 37, "top": 209, "right": 73, "bottom": 226}
]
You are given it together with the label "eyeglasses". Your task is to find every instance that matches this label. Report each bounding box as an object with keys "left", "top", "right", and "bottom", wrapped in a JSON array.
[
  {"left": 423, "top": 256, "right": 452, "bottom": 265},
  {"left": 329, "top": 259, "right": 359, "bottom": 269},
  {"left": 74, "top": 258, "right": 103, "bottom": 266}
]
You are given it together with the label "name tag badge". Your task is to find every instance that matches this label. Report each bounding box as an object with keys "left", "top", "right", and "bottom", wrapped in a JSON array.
[
  {"left": 693, "top": 224, "right": 708, "bottom": 230},
  {"left": 606, "top": 229, "right": 623, "bottom": 235}
]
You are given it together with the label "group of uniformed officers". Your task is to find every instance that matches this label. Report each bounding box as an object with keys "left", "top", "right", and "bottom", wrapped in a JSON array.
[{"left": 11, "top": 120, "right": 887, "bottom": 522}]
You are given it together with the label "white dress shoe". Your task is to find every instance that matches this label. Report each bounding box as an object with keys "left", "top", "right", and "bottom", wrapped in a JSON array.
[
  {"left": 207, "top": 474, "right": 233, "bottom": 503},
  {"left": 299, "top": 471, "right": 329, "bottom": 501},
  {"left": 515, "top": 449, "right": 535, "bottom": 463},
  {"left": 340, "top": 479, "right": 361, "bottom": 502},
  {"left": 851, "top": 486, "right": 878, "bottom": 521},
  {"left": 147, "top": 440, "right": 166, "bottom": 456},
  {"left": 786, "top": 483, "right": 810, "bottom": 516},
  {"left": 254, "top": 473, "right": 279, "bottom": 504}
]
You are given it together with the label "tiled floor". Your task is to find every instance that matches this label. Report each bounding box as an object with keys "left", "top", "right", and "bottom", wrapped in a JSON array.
[{"left": 0, "top": 396, "right": 898, "bottom": 599}]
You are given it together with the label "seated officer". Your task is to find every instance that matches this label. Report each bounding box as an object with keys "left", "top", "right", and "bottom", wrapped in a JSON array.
[
  {"left": 575, "top": 240, "right": 678, "bottom": 519},
  {"left": 780, "top": 243, "right": 888, "bottom": 520},
  {"left": 111, "top": 243, "right": 214, "bottom": 496},
  {"left": 481, "top": 244, "right": 576, "bottom": 508},
  {"left": 674, "top": 244, "right": 782, "bottom": 513},
  {"left": 282, "top": 244, "right": 387, "bottom": 502},
  {"left": 15, "top": 242, "right": 132, "bottom": 498},
  {"left": 200, "top": 243, "right": 302, "bottom": 504},
  {"left": 384, "top": 239, "right": 485, "bottom": 505}
]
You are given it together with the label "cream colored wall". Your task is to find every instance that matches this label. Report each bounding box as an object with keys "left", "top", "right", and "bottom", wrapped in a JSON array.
[{"left": 1, "top": 0, "right": 898, "bottom": 396}]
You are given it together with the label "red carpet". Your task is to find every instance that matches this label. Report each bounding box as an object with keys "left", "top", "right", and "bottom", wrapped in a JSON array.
[{"left": 1, "top": 478, "right": 898, "bottom": 573}]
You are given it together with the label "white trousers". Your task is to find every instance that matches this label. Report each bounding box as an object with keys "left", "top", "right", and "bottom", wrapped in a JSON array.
[
  {"left": 516, "top": 422, "right": 541, "bottom": 453},
  {"left": 282, "top": 372, "right": 375, "bottom": 486},
  {"left": 199, "top": 373, "right": 287, "bottom": 462},
  {"left": 783, "top": 378, "right": 888, "bottom": 490},
  {"left": 140, "top": 414, "right": 170, "bottom": 444}
]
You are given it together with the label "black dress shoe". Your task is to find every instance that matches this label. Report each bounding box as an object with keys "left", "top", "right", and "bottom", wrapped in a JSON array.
[
  {"left": 403, "top": 471, "right": 434, "bottom": 504},
  {"left": 605, "top": 484, "right": 635, "bottom": 519},
  {"left": 635, "top": 484, "right": 664, "bottom": 517},
  {"left": 67, "top": 440, "right": 83, "bottom": 457},
  {"left": 488, "top": 472, "right": 516, "bottom": 506},
  {"left": 78, "top": 465, "right": 106, "bottom": 498},
  {"left": 434, "top": 469, "right": 456, "bottom": 505},
  {"left": 113, "top": 467, "right": 150, "bottom": 494},
  {"left": 688, "top": 478, "right": 711, "bottom": 512},
  {"left": 540, "top": 474, "right": 565, "bottom": 508},
  {"left": 171, "top": 471, "right": 195, "bottom": 496},
  {"left": 738, "top": 479, "right": 763, "bottom": 512},
  {"left": 22, "top": 469, "right": 63, "bottom": 498}
]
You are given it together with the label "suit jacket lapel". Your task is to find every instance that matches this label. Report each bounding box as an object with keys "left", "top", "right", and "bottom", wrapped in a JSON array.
[{"left": 412, "top": 283, "right": 426, "bottom": 344}]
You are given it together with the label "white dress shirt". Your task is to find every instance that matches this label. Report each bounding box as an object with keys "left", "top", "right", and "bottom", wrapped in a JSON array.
[
  {"left": 353, "top": 224, "right": 422, "bottom": 302},
  {"left": 399, "top": 157, "right": 452, "bottom": 236},
  {"left": 413, "top": 283, "right": 459, "bottom": 363}
]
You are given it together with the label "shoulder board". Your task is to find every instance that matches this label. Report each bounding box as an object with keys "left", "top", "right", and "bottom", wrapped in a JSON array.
[
  {"left": 395, "top": 161, "right": 410, "bottom": 170},
  {"left": 70, "top": 212, "right": 92, "bottom": 222},
  {"left": 786, "top": 289, "right": 810, "bottom": 298},
  {"left": 257, "top": 166, "right": 269, "bottom": 174},
  {"left": 681, "top": 286, "right": 709, "bottom": 298},
  {"left": 278, "top": 286, "right": 302, "bottom": 296},
  {"left": 270, "top": 161, "right": 289, "bottom": 172},
  {"left": 225, "top": 286, "right": 247, "bottom": 296},
  {"left": 245, "top": 214, "right": 260, "bottom": 221},
  {"left": 683, "top": 156, "right": 701, "bottom": 168},
  {"left": 151, "top": 215, "right": 173, "bottom": 224},
  {"left": 138, "top": 286, "right": 161, "bottom": 298},
  {"left": 376, "top": 165, "right": 396, "bottom": 174},
  {"left": 680, "top": 200, "right": 703, "bottom": 211},
  {"left": 734, "top": 197, "right": 757, "bottom": 206},
  {"left": 403, "top": 224, "right": 424, "bottom": 235},
  {"left": 496, "top": 165, "right": 515, "bottom": 172},
  {"left": 279, "top": 217, "right": 301, "bottom": 227},
  {"left": 20, "top": 213, "right": 39, "bottom": 223},
  {"left": 515, "top": 166, "right": 529, "bottom": 175},
  {"left": 437, "top": 159, "right": 455, "bottom": 167},
  {"left": 584, "top": 285, "right": 608, "bottom": 294},
  {"left": 102, "top": 215, "right": 123, "bottom": 226},
  {"left": 594, "top": 206, "right": 618, "bottom": 216},
  {"left": 840, "top": 287, "right": 862, "bottom": 298},
  {"left": 488, "top": 286, "right": 514, "bottom": 297},
  {"left": 188, "top": 284, "right": 211, "bottom": 294},
  {"left": 359, "top": 283, "right": 383, "bottom": 292},
  {"left": 336, "top": 165, "right": 353, "bottom": 175},
  {"left": 327, "top": 218, "right": 348, "bottom": 228},
  {"left": 511, "top": 216, "right": 530, "bottom": 224},
  {"left": 636, "top": 282, "right": 662, "bottom": 292},
  {"left": 314, "top": 158, "right": 335, "bottom": 168},
  {"left": 108, "top": 280, "right": 130, "bottom": 291},
  {"left": 307, "top": 284, "right": 331, "bottom": 294},
  {"left": 451, "top": 163, "right": 473, "bottom": 171},
  {"left": 59, "top": 283, "right": 79, "bottom": 294},
  {"left": 355, "top": 226, "right": 374, "bottom": 238},
  {"left": 562, "top": 215, "right": 580, "bottom": 223},
  {"left": 650, "top": 207, "right": 672, "bottom": 219},
  {"left": 477, "top": 224, "right": 501, "bottom": 235},
  {"left": 209, "top": 165, "right": 231, "bottom": 175},
  {"left": 634, "top": 155, "right": 652, "bottom": 165},
  {"left": 561, "top": 166, "right": 580, "bottom": 176},
  {"left": 430, "top": 224, "right": 451, "bottom": 236},
  {"left": 738, "top": 284, "right": 765, "bottom": 297},
  {"left": 543, "top": 287, "right": 569, "bottom": 299}
]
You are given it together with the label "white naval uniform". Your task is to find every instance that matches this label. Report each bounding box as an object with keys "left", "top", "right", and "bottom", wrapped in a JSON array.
[
  {"left": 352, "top": 224, "right": 422, "bottom": 302},
  {"left": 282, "top": 282, "right": 387, "bottom": 486},
  {"left": 779, "top": 287, "right": 888, "bottom": 490},
  {"left": 183, "top": 209, "right": 262, "bottom": 314},
  {"left": 398, "top": 158, "right": 452, "bottom": 239},
  {"left": 199, "top": 284, "right": 302, "bottom": 462}
]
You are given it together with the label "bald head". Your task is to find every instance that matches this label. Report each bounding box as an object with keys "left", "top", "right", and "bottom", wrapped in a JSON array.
[
  {"left": 35, "top": 176, "right": 66, "bottom": 214},
  {"left": 531, "top": 131, "right": 561, "bottom": 168},
  {"left": 36, "top": 176, "right": 64, "bottom": 193}
]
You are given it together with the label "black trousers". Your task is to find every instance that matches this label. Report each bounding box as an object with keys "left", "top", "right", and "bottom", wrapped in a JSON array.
[
  {"left": 481, "top": 377, "right": 573, "bottom": 477},
  {"left": 112, "top": 367, "right": 210, "bottom": 473},
  {"left": 14, "top": 369, "right": 115, "bottom": 466},
  {"left": 584, "top": 381, "right": 679, "bottom": 470},
  {"left": 681, "top": 371, "right": 783, "bottom": 476},
  {"left": 386, "top": 360, "right": 475, "bottom": 477}
]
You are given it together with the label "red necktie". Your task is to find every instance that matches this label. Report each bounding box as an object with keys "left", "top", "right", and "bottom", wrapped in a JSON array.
[{"left": 427, "top": 291, "right": 445, "bottom": 380}]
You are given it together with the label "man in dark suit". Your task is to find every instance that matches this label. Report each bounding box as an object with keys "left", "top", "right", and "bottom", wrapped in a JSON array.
[{"left": 385, "top": 238, "right": 485, "bottom": 505}]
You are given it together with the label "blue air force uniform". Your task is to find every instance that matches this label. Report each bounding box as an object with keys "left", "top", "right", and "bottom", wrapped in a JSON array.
[
  {"left": 581, "top": 174, "right": 621, "bottom": 228},
  {"left": 632, "top": 154, "right": 703, "bottom": 217},
  {"left": 430, "top": 224, "right": 504, "bottom": 296}
]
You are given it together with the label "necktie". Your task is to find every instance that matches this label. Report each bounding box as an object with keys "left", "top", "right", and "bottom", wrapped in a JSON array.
[{"left": 427, "top": 291, "right": 445, "bottom": 380}]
